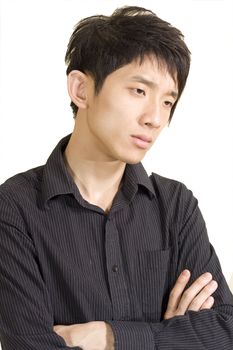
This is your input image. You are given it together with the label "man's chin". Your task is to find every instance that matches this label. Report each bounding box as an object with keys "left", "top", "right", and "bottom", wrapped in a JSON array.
[{"left": 121, "top": 154, "right": 146, "bottom": 165}]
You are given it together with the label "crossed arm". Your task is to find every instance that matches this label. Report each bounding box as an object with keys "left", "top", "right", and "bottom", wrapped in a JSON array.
[
  {"left": 1, "top": 185, "right": 233, "bottom": 349},
  {"left": 54, "top": 269, "right": 218, "bottom": 349}
]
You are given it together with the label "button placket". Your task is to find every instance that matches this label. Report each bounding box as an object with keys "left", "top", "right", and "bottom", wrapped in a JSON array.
[{"left": 105, "top": 217, "right": 130, "bottom": 320}]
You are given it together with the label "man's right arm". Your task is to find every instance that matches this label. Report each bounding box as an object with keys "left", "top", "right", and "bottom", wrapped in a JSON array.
[{"left": 0, "top": 192, "right": 81, "bottom": 350}]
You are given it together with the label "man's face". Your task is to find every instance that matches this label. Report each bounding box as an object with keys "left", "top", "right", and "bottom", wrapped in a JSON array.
[{"left": 82, "top": 56, "right": 178, "bottom": 164}]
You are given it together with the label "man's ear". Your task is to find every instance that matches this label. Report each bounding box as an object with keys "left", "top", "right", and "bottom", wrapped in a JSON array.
[{"left": 67, "top": 70, "right": 88, "bottom": 109}]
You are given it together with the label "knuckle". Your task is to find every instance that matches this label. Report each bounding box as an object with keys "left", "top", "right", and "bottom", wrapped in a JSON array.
[
  {"left": 183, "top": 289, "right": 191, "bottom": 300},
  {"left": 203, "top": 297, "right": 212, "bottom": 307},
  {"left": 178, "top": 276, "right": 187, "bottom": 284},
  {"left": 205, "top": 285, "right": 213, "bottom": 293},
  {"left": 169, "top": 289, "right": 176, "bottom": 299},
  {"left": 206, "top": 281, "right": 217, "bottom": 292},
  {"left": 201, "top": 297, "right": 214, "bottom": 309},
  {"left": 197, "top": 278, "right": 206, "bottom": 287},
  {"left": 189, "top": 299, "right": 200, "bottom": 309}
]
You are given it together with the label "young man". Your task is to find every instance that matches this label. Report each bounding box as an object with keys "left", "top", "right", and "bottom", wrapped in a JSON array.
[{"left": 0, "top": 6, "right": 232, "bottom": 350}]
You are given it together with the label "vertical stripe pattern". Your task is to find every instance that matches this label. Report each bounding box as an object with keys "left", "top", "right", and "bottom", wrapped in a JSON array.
[{"left": 0, "top": 134, "right": 233, "bottom": 349}]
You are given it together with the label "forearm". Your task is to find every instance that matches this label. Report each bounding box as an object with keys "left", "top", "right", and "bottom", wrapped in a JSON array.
[
  {"left": 0, "top": 330, "right": 82, "bottom": 350},
  {"left": 108, "top": 306, "right": 233, "bottom": 350},
  {"left": 54, "top": 268, "right": 233, "bottom": 350},
  {"left": 53, "top": 321, "right": 114, "bottom": 350}
]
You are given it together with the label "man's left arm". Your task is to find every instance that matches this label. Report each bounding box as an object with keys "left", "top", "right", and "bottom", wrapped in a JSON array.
[
  {"left": 55, "top": 184, "right": 233, "bottom": 349},
  {"left": 106, "top": 184, "right": 233, "bottom": 349}
]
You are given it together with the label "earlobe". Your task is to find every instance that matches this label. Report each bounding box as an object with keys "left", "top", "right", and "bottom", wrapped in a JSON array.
[{"left": 67, "top": 70, "right": 88, "bottom": 109}]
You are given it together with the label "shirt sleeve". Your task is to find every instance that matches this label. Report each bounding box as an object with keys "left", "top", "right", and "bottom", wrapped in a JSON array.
[
  {"left": 0, "top": 192, "right": 81, "bottom": 350},
  {"left": 107, "top": 183, "right": 233, "bottom": 349}
]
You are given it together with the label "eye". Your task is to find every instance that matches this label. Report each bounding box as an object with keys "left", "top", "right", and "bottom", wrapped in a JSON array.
[
  {"left": 164, "top": 100, "right": 173, "bottom": 108},
  {"left": 133, "top": 88, "right": 146, "bottom": 96}
]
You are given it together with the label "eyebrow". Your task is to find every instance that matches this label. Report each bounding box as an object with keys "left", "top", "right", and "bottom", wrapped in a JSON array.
[{"left": 129, "top": 75, "right": 178, "bottom": 99}]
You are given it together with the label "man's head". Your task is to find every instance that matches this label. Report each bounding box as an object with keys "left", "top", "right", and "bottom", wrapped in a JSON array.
[{"left": 65, "top": 6, "right": 191, "bottom": 123}]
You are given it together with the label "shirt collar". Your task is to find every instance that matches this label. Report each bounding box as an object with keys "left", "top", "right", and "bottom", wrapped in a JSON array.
[
  {"left": 41, "top": 134, "right": 156, "bottom": 207},
  {"left": 41, "top": 134, "right": 78, "bottom": 206},
  {"left": 123, "top": 162, "right": 156, "bottom": 201}
]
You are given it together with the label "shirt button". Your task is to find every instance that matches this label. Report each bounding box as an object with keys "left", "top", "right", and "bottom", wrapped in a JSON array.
[{"left": 112, "top": 264, "right": 119, "bottom": 272}]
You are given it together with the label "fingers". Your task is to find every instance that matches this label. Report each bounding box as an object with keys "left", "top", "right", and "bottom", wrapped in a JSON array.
[
  {"left": 177, "top": 272, "right": 217, "bottom": 315},
  {"left": 164, "top": 269, "right": 191, "bottom": 318},
  {"left": 188, "top": 279, "right": 217, "bottom": 311},
  {"left": 200, "top": 296, "right": 215, "bottom": 310},
  {"left": 175, "top": 272, "right": 213, "bottom": 314},
  {"left": 164, "top": 270, "right": 218, "bottom": 320}
]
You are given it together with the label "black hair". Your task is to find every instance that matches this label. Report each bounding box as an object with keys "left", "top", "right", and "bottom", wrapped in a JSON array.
[{"left": 65, "top": 6, "right": 191, "bottom": 122}]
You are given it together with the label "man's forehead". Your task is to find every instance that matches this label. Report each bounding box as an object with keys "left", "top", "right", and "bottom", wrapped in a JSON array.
[
  {"left": 117, "top": 56, "right": 177, "bottom": 80},
  {"left": 117, "top": 58, "right": 178, "bottom": 92}
]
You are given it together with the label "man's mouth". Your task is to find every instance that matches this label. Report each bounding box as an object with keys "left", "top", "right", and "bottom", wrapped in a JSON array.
[{"left": 131, "top": 135, "right": 152, "bottom": 149}]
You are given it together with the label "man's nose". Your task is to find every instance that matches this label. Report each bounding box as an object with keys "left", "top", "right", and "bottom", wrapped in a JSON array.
[{"left": 142, "top": 104, "right": 163, "bottom": 129}]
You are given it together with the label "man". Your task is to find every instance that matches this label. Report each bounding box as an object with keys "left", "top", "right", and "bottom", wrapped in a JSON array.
[{"left": 0, "top": 5, "right": 232, "bottom": 350}]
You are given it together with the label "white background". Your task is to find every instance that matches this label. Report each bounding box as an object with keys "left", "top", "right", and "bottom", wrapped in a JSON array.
[{"left": 0, "top": 0, "right": 233, "bottom": 341}]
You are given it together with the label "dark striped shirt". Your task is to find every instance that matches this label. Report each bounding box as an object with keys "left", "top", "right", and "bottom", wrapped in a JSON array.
[{"left": 0, "top": 134, "right": 233, "bottom": 349}]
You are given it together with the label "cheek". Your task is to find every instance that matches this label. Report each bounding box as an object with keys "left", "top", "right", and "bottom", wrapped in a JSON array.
[
  {"left": 99, "top": 87, "right": 140, "bottom": 113},
  {"left": 90, "top": 90, "right": 141, "bottom": 135}
]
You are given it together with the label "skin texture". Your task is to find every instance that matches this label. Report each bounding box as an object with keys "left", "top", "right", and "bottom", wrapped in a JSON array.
[
  {"left": 66, "top": 56, "right": 177, "bottom": 164},
  {"left": 53, "top": 56, "right": 218, "bottom": 349},
  {"left": 64, "top": 56, "right": 178, "bottom": 211},
  {"left": 54, "top": 322, "right": 114, "bottom": 350},
  {"left": 164, "top": 270, "right": 218, "bottom": 319}
]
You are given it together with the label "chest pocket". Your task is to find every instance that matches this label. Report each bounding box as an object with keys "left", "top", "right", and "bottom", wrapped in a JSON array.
[{"left": 138, "top": 248, "right": 170, "bottom": 322}]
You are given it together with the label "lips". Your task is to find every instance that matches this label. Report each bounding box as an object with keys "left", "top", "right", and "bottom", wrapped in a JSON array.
[
  {"left": 131, "top": 135, "right": 152, "bottom": 149},
  {"left": 131, "top": 135, "right": 152, "bottom": 143}
]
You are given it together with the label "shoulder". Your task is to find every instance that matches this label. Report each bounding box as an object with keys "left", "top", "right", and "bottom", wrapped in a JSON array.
[
  {"left": 150, "top": 172, "right": 193, "bottom": 200},
  {"left": 150, "top": 172, "right": 199, "bottom": 223},
  {"left": 0, "top": 166, "right": 44, "bottom": 209}
]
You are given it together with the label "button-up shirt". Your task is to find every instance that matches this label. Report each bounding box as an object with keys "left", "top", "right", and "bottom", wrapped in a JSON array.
[{"left": 0, "top": 135, "right": 233, "bottom": 349}]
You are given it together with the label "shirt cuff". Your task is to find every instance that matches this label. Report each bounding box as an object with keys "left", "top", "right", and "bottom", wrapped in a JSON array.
[{"left": 107, "top": 321, "right": 154, "bottom": 350}]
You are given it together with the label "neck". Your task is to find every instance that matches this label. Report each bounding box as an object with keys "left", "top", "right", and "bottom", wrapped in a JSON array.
[{"left": 64, "top": 130, "right": 126, "bottom": 211}]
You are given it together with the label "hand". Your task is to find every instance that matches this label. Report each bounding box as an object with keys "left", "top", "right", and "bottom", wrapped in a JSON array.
[
  {"left": 54, "top": 321, "right": 114, "bottom": 350},
  {"left": 164, "top": 270, "right": 218, "bottom": 320}
]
